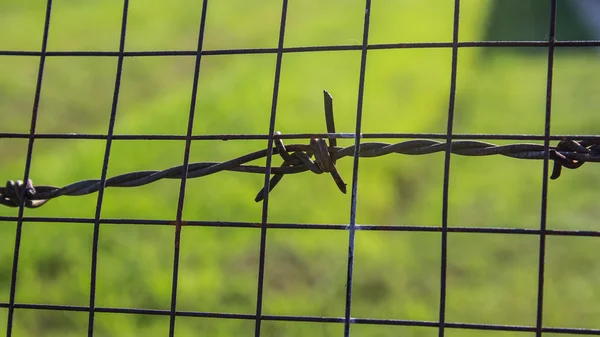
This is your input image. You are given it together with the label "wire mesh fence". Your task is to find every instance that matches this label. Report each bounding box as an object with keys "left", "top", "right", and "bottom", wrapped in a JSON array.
[{"left": 1, "top": 0, "right": 600, "bottom": 336}]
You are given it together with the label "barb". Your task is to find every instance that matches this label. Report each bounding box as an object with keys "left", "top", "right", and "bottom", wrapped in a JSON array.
[
  {"left": 254, "top": 90, "right": 346, "bottom": 202},
  {"left": 2, "top": 92, "right": 600, "bottom": 209}
]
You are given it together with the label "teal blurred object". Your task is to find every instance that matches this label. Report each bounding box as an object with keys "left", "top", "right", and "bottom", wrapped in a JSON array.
[{"left": 485, "top": 0, "right": 593, "bottom": 42}]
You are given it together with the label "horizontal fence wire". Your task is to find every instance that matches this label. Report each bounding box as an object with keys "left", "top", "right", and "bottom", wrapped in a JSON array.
[
  {"left": 1, "top": 216, "right": 600, "bottom": 237},
  {"left": 0, "top": 302, "right": 599, "bottom": 336},
  {"left": 1, "top": 39, "right": 600, "bottom": 58},
  {"left": 2, "top": 132, "right": 600, "bottom": 141}
]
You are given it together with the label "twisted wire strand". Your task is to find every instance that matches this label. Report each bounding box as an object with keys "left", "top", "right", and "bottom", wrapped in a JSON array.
[{"left": 1, "top": 138, "right": 599, "bottom": 208}]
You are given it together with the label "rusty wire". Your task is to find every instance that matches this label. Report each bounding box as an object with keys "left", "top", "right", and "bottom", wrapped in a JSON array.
[{"left": 2, "top": 91, "right": 599, "bottom": 208}]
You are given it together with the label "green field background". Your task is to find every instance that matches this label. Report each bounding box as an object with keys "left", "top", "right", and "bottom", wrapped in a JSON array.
[{"left": 1, "top": 1, "right": 600, "bottom": 336}]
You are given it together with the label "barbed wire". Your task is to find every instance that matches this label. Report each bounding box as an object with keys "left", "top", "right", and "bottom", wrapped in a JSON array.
[
  {"left": 2, "top": 91, "right": 599, "bottom": 208},
  {"left": 1, "top": 135, "right": 598, "bottom": 208}
]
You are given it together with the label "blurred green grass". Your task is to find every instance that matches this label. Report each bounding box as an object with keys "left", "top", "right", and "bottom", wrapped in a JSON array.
[{"left": 1, "top": 1, "right": 600, "bottom": 336}]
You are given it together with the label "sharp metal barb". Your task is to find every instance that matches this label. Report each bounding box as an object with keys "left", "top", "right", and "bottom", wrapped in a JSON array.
[
  {"left": 320, "top": 91, "right": 347, "bottom": 193},
  {"left": 323, "top": 90, "right": 337, "bottom": 147}
]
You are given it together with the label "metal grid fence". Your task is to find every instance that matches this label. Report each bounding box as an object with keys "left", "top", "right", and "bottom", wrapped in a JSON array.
[{"left": 1, "top": 0, "right": 600, "bottom": 337}]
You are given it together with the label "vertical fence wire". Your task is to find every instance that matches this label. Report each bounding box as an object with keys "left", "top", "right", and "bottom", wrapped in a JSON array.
[
  {"left": 535, "top": 0, "right": 558, "bottom": 336},
  {"left": 254, "top": 1, "right": 289, "bottom": 336},
  {"left": 343, "top": 1, "right": 372, "bottom": 337},
  {"left": 87, "top": 1, "right": 130, "bottom": 336},
  {"left": 438, "top": 1, "right": 461, "bottom": 336},
  {"left": 5, "top": 1, "right": 53, "bottom": 336},
  {"left": 167, "top": 1, "right": 210, "bottom": 336}
]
